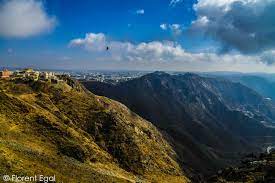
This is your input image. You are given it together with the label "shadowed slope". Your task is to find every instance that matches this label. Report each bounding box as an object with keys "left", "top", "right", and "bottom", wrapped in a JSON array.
[{"left": 83, "top": 72, "right": 275, "bottom": 175}]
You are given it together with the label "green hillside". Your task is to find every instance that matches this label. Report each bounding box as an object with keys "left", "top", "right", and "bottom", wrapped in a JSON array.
[{"left": 0, "top": 78, "right": 190, "bottom": 183}]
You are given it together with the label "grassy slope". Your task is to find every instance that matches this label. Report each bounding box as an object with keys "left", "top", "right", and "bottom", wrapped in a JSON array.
[{"left": 0, "top": 79, "right": 190, "bottom": 183}]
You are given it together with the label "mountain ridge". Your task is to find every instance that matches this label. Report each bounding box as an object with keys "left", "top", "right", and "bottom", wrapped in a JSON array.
[
  {"left": 0, "top": 77, "right": 190, "bottom": 182},
  {"left": 83, "top": 71, "right": 275, "bottom": 175}
]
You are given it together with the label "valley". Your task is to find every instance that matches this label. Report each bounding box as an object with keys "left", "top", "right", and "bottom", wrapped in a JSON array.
[
  {"left": 1, "top": 71, "right": 275, "bottom": 182},
  {"left": 83, "top": 71, "right": 275, "bottom": 178}
]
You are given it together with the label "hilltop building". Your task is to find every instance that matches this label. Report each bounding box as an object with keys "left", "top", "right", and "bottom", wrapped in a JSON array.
[
  {"left": 39, "top": 72, "right": 56, "bottom": 80},
  {"left": 0, "top": 69, "right": 11, "bottom": 78},
  {"left": 12, "top": 69, "right": 39, "bottom": 81},
  {"left": 23, "top": 68, "right": 34, "bottom": 73},
  {"left": 0, "top": 68, "right": 64, "bottom": 84}
]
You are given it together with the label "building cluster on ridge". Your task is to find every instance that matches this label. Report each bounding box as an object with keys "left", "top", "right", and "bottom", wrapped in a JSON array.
[{"left": 0, "top": 68, "right": 62, "bottom": 83}]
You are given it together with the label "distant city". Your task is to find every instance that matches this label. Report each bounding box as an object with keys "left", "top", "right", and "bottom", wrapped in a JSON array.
[
  {"left": 68, "top": 70, "right": 151, "bottom": 83},
  {"left": 0, "top": 67, "right": 152, "bottom": 84}
]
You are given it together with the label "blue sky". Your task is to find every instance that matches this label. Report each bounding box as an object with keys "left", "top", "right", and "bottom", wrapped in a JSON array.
[
  {"left": 1, "top": 0, "right": 275, "bottom": 72},
  {"left": 46, "top": 0, "right": 196, "bottom": 42}
]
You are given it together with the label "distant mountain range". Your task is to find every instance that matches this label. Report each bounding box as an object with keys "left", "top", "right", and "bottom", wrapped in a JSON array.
[
  {"left": 83, "top": 71, "right": 275, "bottom": 175},
  {"left": 217, "top": 75, "right": 275, "bottom": 101}
]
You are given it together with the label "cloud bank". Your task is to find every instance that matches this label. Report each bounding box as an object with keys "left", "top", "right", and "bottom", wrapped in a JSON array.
[
  {"left": 68, "top": 32, "right": 275, "bottom": 72},
  {"left": 192, "top": 0, "right": 275, "bottom": 53},
  {"left": 0, "top": 0, "right": 56, "bottom": 38},
  {"left": 69, "top": 33, "right": 189, "bottom": 62}
]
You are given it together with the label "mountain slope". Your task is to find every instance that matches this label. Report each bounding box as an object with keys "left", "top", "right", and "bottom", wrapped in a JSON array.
[
  {"left": 0, "top": 77, "right": 190, "bottom": 183},
  {"left": 209, "top": 152, "right": 275, "bottom": 183},
  {"left": 219, "top": 74, "right": 275, "bottom": 101},
  {"left": 83, "top": 72, "right": 275, "bottom": 175}
]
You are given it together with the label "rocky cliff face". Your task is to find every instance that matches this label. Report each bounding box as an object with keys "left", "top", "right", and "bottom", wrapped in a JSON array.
[
  {"left": 0, "top": 78, "right": 190, "bottom": 183},
  {"left": 83, "top": 72, "right": 275, "bottom": 175}
]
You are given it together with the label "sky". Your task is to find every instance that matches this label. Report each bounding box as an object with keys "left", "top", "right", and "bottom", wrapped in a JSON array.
[{"left": 1, "top": 0, "right": 275, "bottom": 72}]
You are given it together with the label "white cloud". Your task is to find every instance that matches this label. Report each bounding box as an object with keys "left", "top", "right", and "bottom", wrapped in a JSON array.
[
  {"left": 170, "top": 24, "right": 182, "bottom": 35},
  {"left": 68, "top": 32, "right": 275, "bottom": 72},
  {"left": 0, "top": 0, "right": 56, "bottom": 38},
  {"left": 160, "top": 24, "right": 168, "bottom": 30},
  {"left": 69, "top": 33, "right": 108, "bottom": 52},
  {"left": 191, "top": 0, "right": 275, "bottom": 53},
  {"left": 191, "top": 16, "right": 209, "bottom": 28},
  {"left": 160, "top": 23, "right": 183, "bottom": 35},
  {"left": 260, "top": 50, "right": 275, "bottom": 65},
  {"left": 170, "top": 0, "right": 184, "bottom": 7},
  {"left": 136, "top": 9, "right": 145, "bottom": 15}
]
